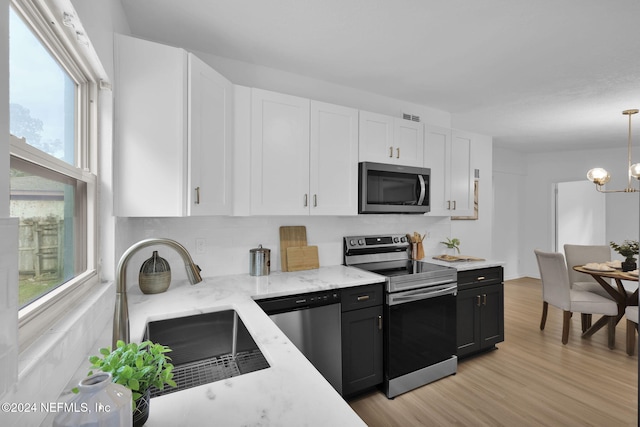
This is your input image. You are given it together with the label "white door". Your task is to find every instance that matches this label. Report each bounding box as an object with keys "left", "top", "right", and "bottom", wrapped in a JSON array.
[
  {"left": 449, "top": 130, "right": 474, "bottom": 216},
  {"left": 188, "top": 53, "right": 233, "bottom": 216},
  {"left": 556, "top": 180, "right": 606, "bottom": 252},
  {"left": 394, "top": 119, "right": 424, "bottom": 167},
  {"left": 250, "top": 89, "right": 310, "bottom": 215},
  {"left": 358, "top": 111, "right": 394, "bottom": 163},
  {"left": 424, "top": 125, "right": 450, "bottom": 216},
  {"left": 310, "top": 101, "right": 359, "bottom": 215}
]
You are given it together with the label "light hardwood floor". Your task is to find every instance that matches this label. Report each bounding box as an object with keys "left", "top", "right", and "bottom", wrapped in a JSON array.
[{"left": 348, "top": 277, "right": 638, "bottom": 426}]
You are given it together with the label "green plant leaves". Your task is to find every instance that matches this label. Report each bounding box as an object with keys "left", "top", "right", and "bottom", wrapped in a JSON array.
[{"left": 85, "top": 340, "right": 176, "bottom": 403}]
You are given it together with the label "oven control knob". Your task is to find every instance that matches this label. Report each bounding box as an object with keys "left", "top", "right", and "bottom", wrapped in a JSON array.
[
  {"left": 393, "top": 237, "right": 399, "bottom": 243},
  {"left": 358, "top": 239, "right": 364, "bottom": 245},
  {"left": 349, "top": 239, "right": 356, "bottom": 246},
  {"left": 400, "top": 236, "right": 406, "bottom": 243}
]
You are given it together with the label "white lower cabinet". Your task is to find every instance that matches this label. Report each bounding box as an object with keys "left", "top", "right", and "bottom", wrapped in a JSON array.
[
  {"left": 424, "top": 125, "right": 474, "bottom": 217},
  {"left": 250, "top": 89, "right": 358, "bottom": 215},
  {"left": 114, "top": 34, "right": 232, "bottom": 217}
]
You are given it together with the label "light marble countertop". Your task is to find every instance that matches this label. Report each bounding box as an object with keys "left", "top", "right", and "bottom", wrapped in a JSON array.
[{"left": 124, "top": 265, "right": 385, "bottom": 426}]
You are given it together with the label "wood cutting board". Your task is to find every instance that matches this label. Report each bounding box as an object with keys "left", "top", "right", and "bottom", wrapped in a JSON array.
[
  {"left": 279, "top": 226, "right": 308, "bottom": 271},
  {"left": 286, "top": 246, "right": 319, "bottom": 272},
  {"left": 432, "top": 254, "right": 486, "bottom": 262}
]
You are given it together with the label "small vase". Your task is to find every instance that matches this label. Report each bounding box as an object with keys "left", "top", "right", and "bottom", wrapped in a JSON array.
[
  {"left": 53, "top": 372, "right": 132, "bottom": 427},
  {"left": 133, "top": 389, "right": 150, "bottom": 427},
  {"left": 139, "top": 250, "right": 171, "bottom": 294},
  {"left": 622, "top": 258, "right": 637, "bottom": 272}
]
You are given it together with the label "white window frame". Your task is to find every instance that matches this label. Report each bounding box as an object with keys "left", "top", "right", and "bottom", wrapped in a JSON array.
[{"left": 10, "top": 0, "right": 100, "bottom": 350}]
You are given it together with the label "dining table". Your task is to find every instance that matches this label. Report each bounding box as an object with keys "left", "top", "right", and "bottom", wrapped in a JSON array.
[{"left": 573, "top": 265, "right": 639, "bottom": 339}]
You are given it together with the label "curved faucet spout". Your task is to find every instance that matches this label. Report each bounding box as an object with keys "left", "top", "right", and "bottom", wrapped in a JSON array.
[{"left": 112, "top": 238, "right": 202, "bottom": 349}]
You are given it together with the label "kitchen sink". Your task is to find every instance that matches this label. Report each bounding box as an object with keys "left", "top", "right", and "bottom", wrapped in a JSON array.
[{"left": 144, "top": 309, "right": 270, "bottom": 397}]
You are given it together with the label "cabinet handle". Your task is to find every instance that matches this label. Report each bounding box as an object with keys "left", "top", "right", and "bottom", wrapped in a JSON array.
[
  {"left": 304, "top": 194, "right": 308, "bottom": 207},
  {"left": 357, "top": 295, "right": 370, "bottom": 301},
  {"left": 389, "top": 146, "right": 394, "bottom": 158},
  {"left": 483, "top": 294, "right": 487, "bottom": 306},
  {"left": 195, "top": 187, "right": 201, "bottom": 205},
  {"left": 477, "top": 276, "right": 486, "bottom": 281},
  {"left": 447, "top": 200, "right": 451, "bottom": 210},
  {"left": 452, "top": 200, "right": 456, "bottom": 210},
  {"left": 396, "top": 147, "right": 400, "bottom": 158},
  {"left": 313, "top": 194, "right": 317, "bottom": 207},
  {"left": 378, "top": 315, "right": 383, "bottom": 330},
  {"left": 476, "top": 295, "right": 481, "bottom": 307}
]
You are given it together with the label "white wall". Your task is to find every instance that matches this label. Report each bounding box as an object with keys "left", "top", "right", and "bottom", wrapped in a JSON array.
[
  {"left": 493, "top": 147, "right": 527, "bottom": 280},
  {"left": 501, "top": 145, "right": 640, "bottom": 279},
  {"left": 195, "top": 51, "right": 452, "bottom": 129}
]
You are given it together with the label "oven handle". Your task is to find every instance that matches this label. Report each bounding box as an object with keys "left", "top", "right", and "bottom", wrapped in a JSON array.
[{"left": 387, "top": 284, "right": 457, "bottom": 306}]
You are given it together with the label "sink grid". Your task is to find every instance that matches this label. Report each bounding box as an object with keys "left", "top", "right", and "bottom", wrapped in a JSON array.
[{"left": 150, "top": 349, "right": 270, "bottom": 398}]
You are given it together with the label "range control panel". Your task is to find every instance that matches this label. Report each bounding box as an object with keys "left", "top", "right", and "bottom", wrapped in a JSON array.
[{"left": 344, "top": 234, "right": 410, "bottom": 250}]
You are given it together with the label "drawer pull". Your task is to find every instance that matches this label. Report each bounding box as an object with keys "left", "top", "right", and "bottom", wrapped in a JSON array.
[
  {"left": 357, "top": 295, "right": 370, "bottom": 302},
  {"left": 477, "top": 276, "right": 486, "bottom": 281}
]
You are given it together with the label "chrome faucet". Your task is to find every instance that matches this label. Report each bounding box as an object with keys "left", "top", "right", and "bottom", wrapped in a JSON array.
[{"left": 112, "top": 238, "right": 202, "bottom": 349}]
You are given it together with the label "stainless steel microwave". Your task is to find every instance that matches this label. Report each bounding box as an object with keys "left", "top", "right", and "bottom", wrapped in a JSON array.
[{"left": 358, "top": 162, "right": 430, "bottom": 214}]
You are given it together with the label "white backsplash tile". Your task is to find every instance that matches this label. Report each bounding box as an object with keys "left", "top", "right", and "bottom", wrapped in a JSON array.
[{"left": 116, "top": 215, "right": 452, "bottom": 288}]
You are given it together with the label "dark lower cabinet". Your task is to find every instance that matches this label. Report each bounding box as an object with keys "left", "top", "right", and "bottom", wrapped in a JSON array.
[
  {"left": 457, "top": 267, "right": 504, "bottom": 358},
  {"left": 341, "top": 283, "right": 384, "bottom": 397}
]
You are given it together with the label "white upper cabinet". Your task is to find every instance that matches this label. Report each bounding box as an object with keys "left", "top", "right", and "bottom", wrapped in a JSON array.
[
  {"left": 359, "top": 111, "right": 423, "bottom": 167},
  {"left": 310, "top": 101, "right": 359, "bottom": 215},
  {"left": 250, "top": 89, "right": 311, "bottom": 215},
  {"left": 114, "top": 34, "right": 232, "bottom": 217},
  {"left": 424, "top": 125, "right": 474, "bottom": 217},
  {"left": 249, "top": 89, "right": 359, "bottom": 215},
  {"left": 188, "top": 53, "right": 233, "bottom": 216}
]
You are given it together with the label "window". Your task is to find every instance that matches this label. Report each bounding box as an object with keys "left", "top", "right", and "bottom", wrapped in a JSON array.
[{"left": 10, "top": 0, "right": 97, "bottom": 326}]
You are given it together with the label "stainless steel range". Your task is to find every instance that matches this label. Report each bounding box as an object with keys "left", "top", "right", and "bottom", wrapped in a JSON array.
[{"left": 344, "top": 234, "right": 457, "bottom": 398}]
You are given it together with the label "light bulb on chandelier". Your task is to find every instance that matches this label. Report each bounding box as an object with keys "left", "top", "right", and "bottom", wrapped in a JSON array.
[{"left": 587, "top": 109, "right": 640, "bottom": 193}]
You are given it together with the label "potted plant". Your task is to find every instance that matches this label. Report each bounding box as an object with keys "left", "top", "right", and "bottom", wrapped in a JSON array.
[
  {"left": 440, "top": 237, "right": 461, "bottom": 255},
  {"left": 610, "top": 240, "right": 639, "bottom": 271},
  {"left": 78, "top": 340, "right": 177, "bottom": 427}
]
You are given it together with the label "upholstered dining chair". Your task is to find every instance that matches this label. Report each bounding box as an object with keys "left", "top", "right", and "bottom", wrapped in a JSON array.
[
  {"left": 564, "top": 244, "right": 614, "bottom": 298},
  {"left": 564, "top": 244, "right": 615, "bottom": 332},
  {"left": 535, "top": 249, "right": 618, "bottom": 347},
  {"left": 626, "top": 305, "right": 638, "bottom": 356}
]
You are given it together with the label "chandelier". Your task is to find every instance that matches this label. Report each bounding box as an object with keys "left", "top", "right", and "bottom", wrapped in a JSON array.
[{"left": 587, "top": 109, "right": 640, "bottom": 193}]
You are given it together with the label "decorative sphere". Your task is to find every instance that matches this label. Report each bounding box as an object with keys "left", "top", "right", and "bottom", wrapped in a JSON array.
[{"left": 587, "top": 168, "right": 611, "bottom": 185}]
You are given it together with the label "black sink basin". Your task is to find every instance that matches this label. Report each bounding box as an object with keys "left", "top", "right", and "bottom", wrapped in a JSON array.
[{"left": 144, "top": 309, "right": 270, "bottom": 397}]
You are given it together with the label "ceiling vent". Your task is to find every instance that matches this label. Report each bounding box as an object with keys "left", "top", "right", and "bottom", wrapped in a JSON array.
[{"left": 402, "top": 113, "right": 421, "bottom": 122}]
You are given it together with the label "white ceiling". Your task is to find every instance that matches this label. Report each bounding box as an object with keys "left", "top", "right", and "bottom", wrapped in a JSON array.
[{"left": 120, "top": 0, "right": 640, "bottom": 153}]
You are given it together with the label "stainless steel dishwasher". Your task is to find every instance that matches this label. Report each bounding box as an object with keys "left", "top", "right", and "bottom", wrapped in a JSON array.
[{"left": 257, "top": 289, "right": 342, "bottom": 394}]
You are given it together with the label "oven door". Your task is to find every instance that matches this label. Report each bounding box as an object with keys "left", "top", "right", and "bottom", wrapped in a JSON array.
[{"left": 385, "top": 284, "right": 457, "bottom": 380}]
